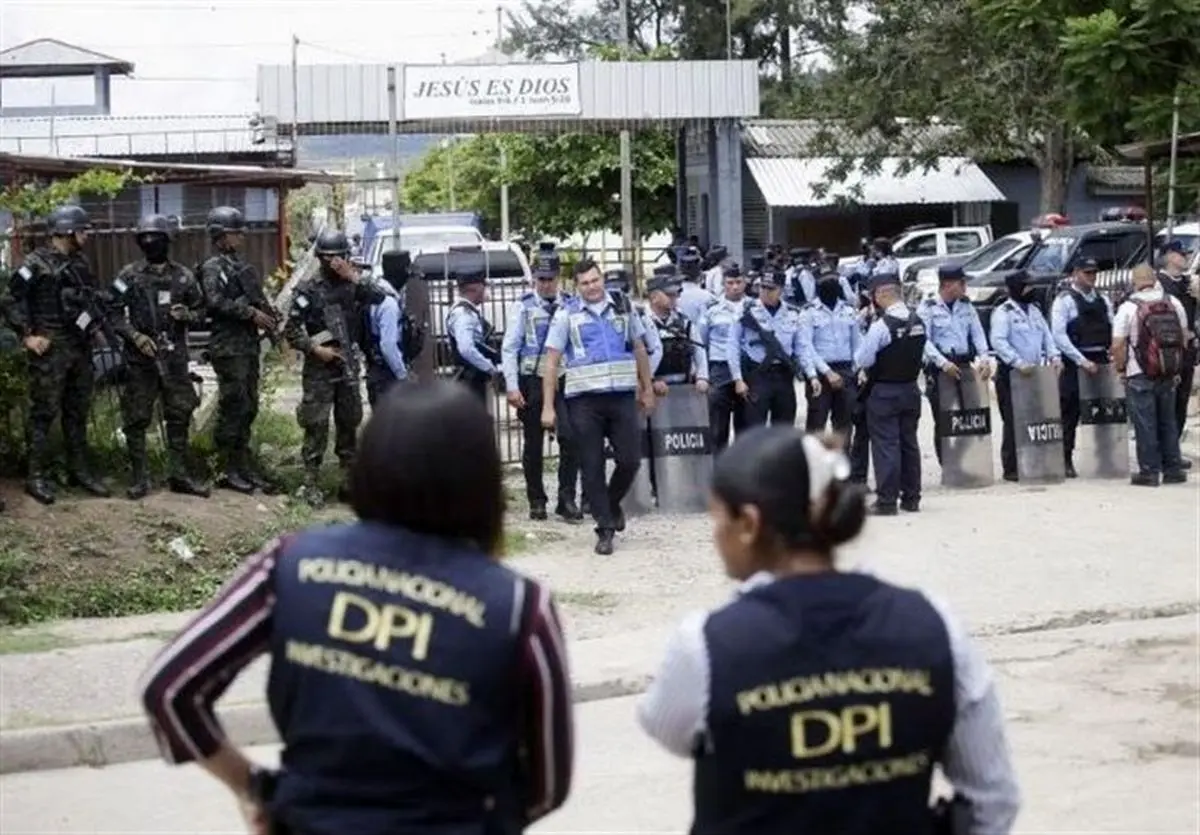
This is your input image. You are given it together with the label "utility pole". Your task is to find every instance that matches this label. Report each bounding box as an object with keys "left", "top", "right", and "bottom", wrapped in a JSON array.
[
  {"left": 618, "top": 0, "right": 634, "bottom": 270},
  {"left": 497, "top": 6, "right": 510, "bottom": 239},
  {"left": 387, "top": 66, "right": 401, "bottom": 245},
  {"left": 1166, "top": 86, "right": 1182, "bottom": 240},
  {"left": 290, "top": 35, "right": 300, "bottom": 148},
  {"left": 725, "top": 0, "right": 733, "bottom": 59}
]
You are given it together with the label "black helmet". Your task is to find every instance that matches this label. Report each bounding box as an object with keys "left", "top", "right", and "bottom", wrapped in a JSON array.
[
  {"left": 314, "top": 229, "right": 351, "bottom": 257},
  {"left": 136, "top": 214, "right": 173, "bottom": 238},
  {"left": 47, "top": 205, "right": 91, "bottom": 236},
  {"left": 205, "top": 206, "right": 245, "bottom": 239}
]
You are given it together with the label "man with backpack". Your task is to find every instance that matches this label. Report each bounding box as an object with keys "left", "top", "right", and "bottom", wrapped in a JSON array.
[{"left": 1112, "top": 264, "right": 1190, "bottom": 486}]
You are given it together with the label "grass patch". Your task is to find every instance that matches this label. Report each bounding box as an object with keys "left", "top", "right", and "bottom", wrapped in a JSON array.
[{"left": 0, "top": 629, "right": 70, "bottom": 655}]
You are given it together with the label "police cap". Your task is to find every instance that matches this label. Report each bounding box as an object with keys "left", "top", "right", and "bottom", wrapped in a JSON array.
[
  {"left": 652, "top": 263, "right": 678, "bottom": 279},
  {"left": 868, "top": 273, "right": 902, "bottom": 292},
  {"left": 206, "top": 206, "right": 245, "bottom": 238},
  {"left": 757, "top": 271, "right": 784, "bottom": 290},
  {"left": 314, "top": 229, "right": 351, "bottom": 257},
  {"left": 532, "top": 242, "right": 560, "bottom": 279},
  {"left": 676, "top": 246, "right": 702, "bottom": 265},
  {"left": 604, "top": 267, "right": 631, "bottom": 293},
  {"left": 136, "top": 214, "right": 173, "bottom": 238},
  {"left": 937, "top": 264, "right": 966, "bottom": 281},
  {"left": 789, "top": 247, "right": 814, "bottom": 262},
  {"left": 646, "top": 275, "right": 681, "bottom": 294},
  {"left": 722, "top": 262, "right": 742, "bottom": 278},
  {"left": 47, "top": 205, "right": 91, "bottom": 236},
  {"left": 454, "top": 272, "right": 486, "bottom": 288},
  {"left": 1073, "top": 256, "right": 1099, "bottom": 273},
  {"left": 1164, "top": 239, "right": 1191, "bottom": 255},
  {"left": 708, "top": 244, "right": 728, "bottom": 260}
]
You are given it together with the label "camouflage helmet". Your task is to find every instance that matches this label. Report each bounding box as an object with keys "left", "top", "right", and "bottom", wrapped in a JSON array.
[
  {"left": 205, "top": 206, "right": 245, "bottom": 239},
  {"left": 313, "top": 229, "right": 351, "bottom": 257},
  {"left": 47, "top": 205, "right": 91, "bottom": 236}
]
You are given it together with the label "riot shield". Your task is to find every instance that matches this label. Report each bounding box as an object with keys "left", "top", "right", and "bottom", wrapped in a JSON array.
[
  {"left": 1012, "top": 365, "right": 1066, "bottom": 483},
  {"left": 649, "top": 385, "right": 714, "bottom": 513},
  {"left": 606, "top": 425, "right": 656, "bottom": 516},
  {"left": 1075, "top": 364, "right": 1129, "bottom": 479},
  {"left": 937, "top": 367, "right": 994, "bottom": 488}
]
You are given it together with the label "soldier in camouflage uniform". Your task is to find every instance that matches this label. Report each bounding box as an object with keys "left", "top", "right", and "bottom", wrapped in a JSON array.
[
  {"left": 198, "top": 206, "right": 279, "bottom": 494},
  {"left": 1, "top": 205, "right": 110, "bottom": 505},
  {"left": 282, "top": 229, "right": 384, "bottom": 504},
  {"left": 107, "top": 215, "right": 210, "bottom": 500}
]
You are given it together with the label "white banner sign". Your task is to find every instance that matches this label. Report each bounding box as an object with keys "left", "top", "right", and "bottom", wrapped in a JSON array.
[{"left": 403, "top": 63, "right": 582, "bottom": 120}]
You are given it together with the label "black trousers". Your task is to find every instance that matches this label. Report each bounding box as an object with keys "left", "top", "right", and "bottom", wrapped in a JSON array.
[
  {"left": 1175, "top": 356, "right": 1195, "bottom": 441},
  {"left": 995, "top": 365, "right": 1017, "bottom": 478},
  {"left": 743, "top": 364, "right": 797, "bottom": 427},
  {"left": 518, "top": 375, "right": 579, "bottom": 507},
  {"left": 849, "top": 397, "right": 871, "bottom": 482},
  {"left": 366, "top": 363, "right": 400, "bottom": 407},
  {"left": 923, "top": 360, "right": 973, "bottom": 466},
  {"left": 1059, "top": 354, "right": 1109, "bottom": 464},
  {"left": 566, "top": 392, "right": 641, "bottom": 531},
  {"left": 708, "top": 364, "right": 747, "bottom": 452},
  {"left": 804, "top": 362, "right": 857, "bottom": 439}
]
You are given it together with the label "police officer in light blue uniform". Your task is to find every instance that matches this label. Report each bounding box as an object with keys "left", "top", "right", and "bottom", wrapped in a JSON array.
[
  {"left": 855, "top": 273, "right": 926, "bottom": 515},
  {"left": 446, "top": 274, "right": 499, "bottom": 402},
  {"left": 676, "top": 246, "right": 718, "bottom": 326},
  {"left": 540, "top": 259, "right": 656, "bottom": 556},
  {"left": 798, "top": 270, "right": 861, "bottom": 436},
  {"left": 991, "top": 270, "right": 1062, "bottom": 481},
  {"left": 697, "top": 263, "right": 750, "bottom": 452},
  {"left": 702, "top": 244, "right": 729, "bottom": 295},
  {"left": 643, "top": 275, "right": 710, "bottom": 389},
  {"left": 784, "top": 248, "right": 817, "bottom": 307},
  {"left": 501, "top": 244, "right": 582, "bottom": 523},
  {"left": 729, "top": 271, "right": 804, "bottom": 427},
  {"left": 918, "top": 264, "right": 993, "bottom": 465},
  {"left": 1050, "top": 256, "right": 1114, "bottom": 478}
]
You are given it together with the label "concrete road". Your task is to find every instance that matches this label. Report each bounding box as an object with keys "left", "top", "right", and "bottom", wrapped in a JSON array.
[{"left": 3, "top": 617, "right": 1197, "bottom": 835}]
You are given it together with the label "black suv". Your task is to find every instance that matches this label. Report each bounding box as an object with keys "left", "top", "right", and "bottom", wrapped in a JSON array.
[{"left": 965, "top": 222, "right": 1149, "bottom": 330}]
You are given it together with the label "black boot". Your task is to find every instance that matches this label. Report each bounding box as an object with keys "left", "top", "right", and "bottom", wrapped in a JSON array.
[
  {"left": 67, "top": 449, "right": 111, "bottom": 498},
  {"left": 164, "top": 424, "right": 210, "bottom": 497},
  {"left": 243, "top": 450, "right": 282, "bottom": 495},
  {"left": 0, "top": 493, "right": 6, "bottom": 512},
  {"left": 25, "top": 428, "right": 56, "bottom": 506},
  {"left": 217, "top": 449, "right": 255, "bottom": 494},
  {"left": 594, "top": 528, "right": 615, "bottom": 555},
  {"left": 554, "top": 497, "right": 583, "bottom": 522},
  {"left": 299, "top": 471, "right": 326, "bottom": 507},
  {"left": 125, "top": 432, "right": 152, "bottom": 500},
  {"left": 529, "top": 502, "right": 548, "bottom": 521}
]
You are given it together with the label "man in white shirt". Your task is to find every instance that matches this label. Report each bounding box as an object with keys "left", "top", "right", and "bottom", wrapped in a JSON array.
[{"left": 1112, "top": 264, "right": 1191, "bottom": 486}]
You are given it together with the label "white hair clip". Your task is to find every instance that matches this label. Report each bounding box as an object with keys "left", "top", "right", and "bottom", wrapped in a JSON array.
[{"left": 802, "top": 434, "right": 851, "bottom": 502}]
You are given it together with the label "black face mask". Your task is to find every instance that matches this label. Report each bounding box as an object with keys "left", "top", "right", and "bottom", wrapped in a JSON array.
[
  {"left": 1004, "top": 277, "right": 1028, "bottom": 303},
  {"left": 816, "top": 278, "right": 842, "bottom": 308},
  {"left": 138, "top": 236, "right": 170, "bottom": 264}
]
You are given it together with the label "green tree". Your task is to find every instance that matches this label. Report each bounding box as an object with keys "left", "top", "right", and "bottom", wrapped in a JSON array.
[
  {"left": 798, "top": 0, "right": 1083, "bottom": 213},
  {"left": 402, "top": 47, "right": 678, "bottom": 240}
]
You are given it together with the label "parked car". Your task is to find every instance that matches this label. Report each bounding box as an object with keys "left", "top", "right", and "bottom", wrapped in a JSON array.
[
  {"left": 370, "top": 226, "right": 487, "bottom": 279},
  {"left": 904, "top": 232, "right": 1039, "bottom": 304},
  {"left": 965, "top": 221, "right": 1150, "bottom": 331},
  {"left": 841, "top": 224, "right": 993, "bottom": 274}
]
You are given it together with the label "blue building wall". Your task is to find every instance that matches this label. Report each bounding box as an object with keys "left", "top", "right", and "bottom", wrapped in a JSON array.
[{"left": 978, "top": 163, "right": 1138, "bottom": 229}]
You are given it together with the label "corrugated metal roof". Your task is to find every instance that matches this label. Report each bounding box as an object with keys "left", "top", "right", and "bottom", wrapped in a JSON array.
[
  {"left": 1087, "top": 165, "right": 1144, "bottom": 190},
  {"left": 746, "top": 157, "right": 1006, "bottom": 207},
  {"left": 742, "top": 119, "right": 960, "bottom": 158},
  {"left": 0, "top": 114, "right": 288, "bottom": 157},
  {"left": 0, "top": 151, "right": 348, "bottom": 186},
  {"left": 0, "top": 38, "right": 133, "bottom": 77},
  {"left": 256, "top": 60, "right": 759, "bottom": 129}
]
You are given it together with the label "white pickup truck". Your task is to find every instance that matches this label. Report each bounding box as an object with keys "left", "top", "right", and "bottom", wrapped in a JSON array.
[{"left": 839, "top": 225, "right": 994, "bottom": 274}]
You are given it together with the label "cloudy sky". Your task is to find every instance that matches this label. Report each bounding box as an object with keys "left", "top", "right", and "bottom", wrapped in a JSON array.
[{"left": 1, "top": 0, "right": 516, "bottom": 116}]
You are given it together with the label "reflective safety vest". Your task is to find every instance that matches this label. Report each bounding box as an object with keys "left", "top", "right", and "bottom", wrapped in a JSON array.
[
  {"left": 561, "top": 296, "right": 638, "bottom": 398},
  {"left": 693, "top": 572, "right": 956, "bottom": 835},
  {"left": 517, "top": 291, "right": 564, "bottom": 377},
  {"left": 266, "top": 521, "right": 537, "bottom": 834}
]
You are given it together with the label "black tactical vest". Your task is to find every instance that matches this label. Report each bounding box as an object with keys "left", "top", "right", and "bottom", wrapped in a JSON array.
[
  {"left": 15, "top": 248, "right": 73, "bottom": 335},
  {"left": 294, "top": 277, "right": 360, "bottom": 348},
  {"left": 655, "top": 312, "right": 693, "bottom": 379},
  {"left": 873, "top": 313, "right": 926, "bottom": 383},
  {"left": 1159, "top": 273, "right": 1197, "bottom": 331},
  {"left": 692, "top": 572, "right": 956, "bottom": 835},
  {"left": 1065, "top": 289, "right": 1112, "bottom": 354},
  {"left": 267, "top": 521, "right": 536, "bottom": 834},
  {"left": 201, "top": 253, "right": 259, "bottom": 355},
  {"left": 112, "top": 261, "right": 193, "bottom": 367}
]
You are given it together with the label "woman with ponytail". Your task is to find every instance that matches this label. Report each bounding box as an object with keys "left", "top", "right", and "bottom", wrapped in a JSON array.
[{"left": 638, "top": 425, "right": 1020, "bottom": 835}]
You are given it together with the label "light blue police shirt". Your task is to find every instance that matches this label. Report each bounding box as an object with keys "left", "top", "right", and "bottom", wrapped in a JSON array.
[
  {"left": 727, "top": 300, "right": 803, "bottom": 382},
  {"left": 369, "top": 293, "right": 407, "bottom": 381},
  {"left": 917, "top": 297, "right": 991, "bottom": 369},
  {"left": 446, "top": 299, "right": 496, "bottom": 374},
  {"left": 697, "top": 296, "right": 747, "bottom": 365},
  {"left": 1050, "top": 286, "right": 1114, "bottom": 363},
  {"left": 544, "top": 297, "right": 649, "bottom": 355},
  {"left": 990, "top": 300, "right": 1060, "bottom": 368},
  {"left": 678, "top": 281, "right": 717, "bottom": 326},
  {"left": 798, "top": 299, "right": 861, "bottom": 379}
]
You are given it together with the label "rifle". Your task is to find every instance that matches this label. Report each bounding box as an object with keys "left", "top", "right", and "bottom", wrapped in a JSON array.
[
  {"left": 451, "top": 305, "right": 504, "bottom": 392},
  {"left": 218, "top": 254, "right": 282, "bottom": 348},
  {"left": 143, "top": 285, "right": 172, "bottom": 380},
  {"left": 312, "top": 303, "right": 359, "bottom": 383},
  {"left": 738, "top": 308, "right": 805, "bottom": 382},
  {"left": 58, "top": 257, "right": 123, "bottom": 385}
]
